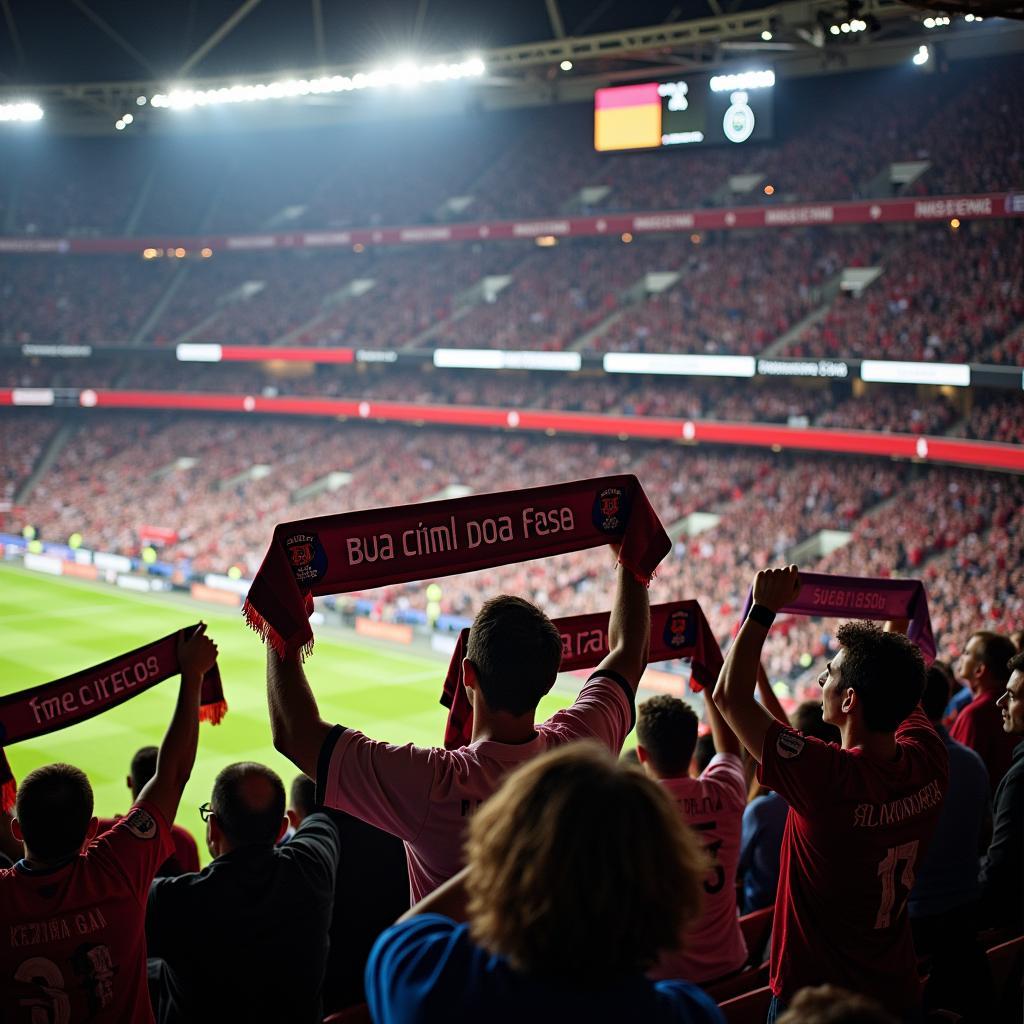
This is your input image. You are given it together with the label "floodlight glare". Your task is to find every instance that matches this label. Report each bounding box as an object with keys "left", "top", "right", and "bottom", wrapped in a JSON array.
[
  {"left": 709, "top": 69, "right": 775, "bottom": 93},
  {"left": 0, "top": 101, "right": 44, "bottom": 123},
  {"left": 761, "top": 30, "right": 773, "bottom": 40},
  {"left": 913, "top": 44, "right": 931, "bottom": 65},
  {"left": 150, "top": 56, "right": 486, "bottom": 110},
  {"left": 560, "top": 59, "right": 573, "bottom": 71}
]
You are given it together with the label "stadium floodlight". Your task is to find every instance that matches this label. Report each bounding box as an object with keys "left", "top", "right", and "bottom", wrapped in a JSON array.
[
  {"left": 913, "top": 44, "right": 931, "bottom": 65},
  {"left": 560, "top": 60, "right": 573, "bottom": 71},
  {"left": 150, "top": 56, "right": 486, "bottom": 110},
  {"left": 709, "top": 70, "right": 774, "bottom": 93},
  {"left": 0, "top": 101, "right": 44, "bottom": 123},
  {"left": 761, "top": 30, "right": 773, "bottom": 40}
]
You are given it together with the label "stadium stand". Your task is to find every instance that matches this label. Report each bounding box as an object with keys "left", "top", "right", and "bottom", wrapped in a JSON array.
[
  {"left": 2, "top": 17, "right": 1024, "bottom": 1021},
  {"left": 782, "top": 222, "right": 1024, "bottom": 363}
]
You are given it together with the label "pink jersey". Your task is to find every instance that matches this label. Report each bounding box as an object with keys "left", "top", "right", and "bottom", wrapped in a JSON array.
[
  {"left": 757, "top": 707, "right": 948, "bottom": 1013},
  {"left": 649, "top": 753, "right": 748, "bottom": 984},
  {"left": 318, "top": 674, "right": 634, "bottom": 902}
]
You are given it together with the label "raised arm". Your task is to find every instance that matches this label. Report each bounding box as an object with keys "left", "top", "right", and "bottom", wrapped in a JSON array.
[
  {"left": 594, "top": 551, "right": 651, "bottom": 694},
  {"left": 267, "top": 646, "right": 333, "bottom": 780},
  {"left": 756, "top": 661, "right": 790, "bottom": 727},
  {"left": 713, "top": 566, "right": 801, "bottom": 763},
  {"left": 703, "top": 686, "right": 742, "bottom": 758},
  {"left": 398, "top": 865, "right": 470, "bottom": 924},
  {"left": 138, "top": 625, "right": 218, "bottom": 825}
]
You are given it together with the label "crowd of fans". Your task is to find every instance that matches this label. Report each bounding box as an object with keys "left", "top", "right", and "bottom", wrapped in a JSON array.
[
  {"left": 12, "top": 413, "right": 1023, "bottom": 681},
  {"left": 5, "top": 224, "right": 1019, "bottom": 367},
  {"left": 1, "top": 46, "right": 1023, "bottom": 1024},
  {"left": 960, "top": 393, "right": 1024, "bottom": 445},
  {"left": 4, "top": 414, "right": 1024, "bottom": 1021},
  {"left": 783, "top": 222, "right": 1024, "bottom": 364},
  {"left": 584, "top": 230, "right": 884, "bottom": 355},
  {"left": 3, "top": 219, "right": 1021, "bottom": 367}
]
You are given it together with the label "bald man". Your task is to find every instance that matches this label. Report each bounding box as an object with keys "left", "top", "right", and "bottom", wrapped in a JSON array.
[{"left": 145, "top": 762, "right": 341, "bottom": 1024}]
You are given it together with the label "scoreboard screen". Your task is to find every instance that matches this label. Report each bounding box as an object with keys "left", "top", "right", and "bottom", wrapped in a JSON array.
[{"left": 594, "top": 69, "right": 775, "bottom": 152}]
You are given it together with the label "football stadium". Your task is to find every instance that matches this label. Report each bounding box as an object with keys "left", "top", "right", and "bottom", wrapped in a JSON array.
[{"left": 1, "top": 0, "right": 1023, "bottom": 1020}]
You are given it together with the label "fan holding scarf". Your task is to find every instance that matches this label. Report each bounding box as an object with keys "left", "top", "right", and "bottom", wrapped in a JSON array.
[{"left": 258, "top": 475, "right": 672, "bottom": 902}]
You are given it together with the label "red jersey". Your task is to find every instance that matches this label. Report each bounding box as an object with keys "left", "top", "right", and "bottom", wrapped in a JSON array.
[
  {"left": 96, "top": 817, "right": 200, "bottom": 876},
  {"left": 757, "top": 708, "right": 948, "bottom": 1013},
  {"left": 949, "top": 691, "right": 1022, "bottom": 793},
  {"left": 0, "top": 801, "right": 173, "bottom": 1023}
]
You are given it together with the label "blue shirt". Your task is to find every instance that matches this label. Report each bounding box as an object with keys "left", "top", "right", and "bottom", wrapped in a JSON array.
[
  {"left": 738, "top": 791, "right": 788, "bottom": 914},
  {"left": 945, "top": 686, "right": 972, "bottom": 721},
  {"left": 366, "top": 914, "right": 725, "bottom": 1024},
  {"left": 909, "top": 725, "right": 990, "bottom": 918}
]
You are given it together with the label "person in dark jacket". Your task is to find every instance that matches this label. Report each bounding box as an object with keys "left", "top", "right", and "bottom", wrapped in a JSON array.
[{"left": 146, "top": 762, "right": 340, "bottom": 1024}]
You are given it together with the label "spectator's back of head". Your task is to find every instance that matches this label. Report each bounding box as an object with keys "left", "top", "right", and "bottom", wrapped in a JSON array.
[
  {"left": 210, "top": 763, "right": 286, "bottom": 850},
  {"left": 289, "top": 774, "right": 316, "bottom": 821},
  {"left": 921, "top": 663, "right": 954, "bottom": 723},
  {"left": 465, "top": 596, "right": 562, "bottom": 716},
  {"left": 792, "top": 701, "right": 841, "bottom": 745},
  {"left": 693, "top": 733, "right": 716, "bottom": 775},
  {"left": 129, "top": 745, "right": 158, "bottom": 799},
  {"left": 776, "top": 984, "right": 898, "bottom": 1023},
  {"left": 835, "top": 622, "right": 926, "bottom": 732},
  {"left": 636, "top": 695, "right": 699, "bottom": 777},
  {"left": 465, "top": 742, "right": 705, "bottom": 984},
  {"left": 15, "top": 763, "right": 94, "bottom": 862}
]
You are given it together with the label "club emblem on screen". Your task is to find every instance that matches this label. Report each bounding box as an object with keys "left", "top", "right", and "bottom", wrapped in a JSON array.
[
  {"left": 285, "top": 532, "right": 328, "bottom": 584},
  {"left": 664, "top": 609, "right": 696, "bottom": 648},
  {"left": 593, "top": 486, "right": 630, "bottom": 534}
]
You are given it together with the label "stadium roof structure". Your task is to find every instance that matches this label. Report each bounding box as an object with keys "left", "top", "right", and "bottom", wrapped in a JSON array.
[{"left": 0, "top": 0, "right": 1021, "bottom": 131}]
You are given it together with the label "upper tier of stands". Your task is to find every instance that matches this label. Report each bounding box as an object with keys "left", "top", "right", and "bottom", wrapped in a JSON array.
[
  {"left": 2, "top": 220, "right": 1022, "bottom": 363},
  {"left": 1, "top": 55, "right": 1021, "bottom": 239}
]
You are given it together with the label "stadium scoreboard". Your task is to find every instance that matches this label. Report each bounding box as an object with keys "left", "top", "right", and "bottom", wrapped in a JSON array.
[{"left": 594, "top": 69, "right": 775, "bottom": 152}]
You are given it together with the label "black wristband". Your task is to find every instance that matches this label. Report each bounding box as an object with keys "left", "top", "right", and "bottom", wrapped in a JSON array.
[{"left": 747, "top": 603, "right": 777, "bottom": 629}]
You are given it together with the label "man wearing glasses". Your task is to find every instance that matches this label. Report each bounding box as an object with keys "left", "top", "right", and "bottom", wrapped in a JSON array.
[{"left": 145, "top": 761, "right": 341, "bottom": 1024}]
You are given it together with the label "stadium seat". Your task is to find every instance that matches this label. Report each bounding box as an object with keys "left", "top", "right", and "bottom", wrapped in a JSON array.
[
  {"left": 704, "top": 962, "right": 769, "bottom": 1003},
  {"left": 738, "top": 906, "right": 773, "bottom": 965},
  {"left": 323, "top": 1004, "right": 372, "bottom": 1024},
  {"left": 986, "top": 934, "right": 1024, "bottom": 1014},
  {"left": 718, "top": 985, "right": 772, "bottom": 1024}
]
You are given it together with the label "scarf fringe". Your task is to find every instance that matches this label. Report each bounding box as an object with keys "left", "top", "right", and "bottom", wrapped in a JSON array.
[
  {"left": 242, "top": 599, "right": 287, "bottom": 658},
  {"left": 1, "top": 777, "right": 15, "bottom": 815},
  {"left": 199, "top": 700, "right": 228, "bottom": 726},
  {"left": 242, "top": 600, "right": 314, "bottom": 662}
]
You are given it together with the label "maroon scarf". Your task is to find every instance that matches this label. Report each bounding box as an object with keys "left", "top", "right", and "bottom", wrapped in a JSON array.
[
  {"left": 738, "top": 571, "right": 936, "bottom": 662},
  {"left": 0, "top": 626, "right": 226, "bottom": 811},
  {"left": 244, "top": 475, "right": 671, "bottom": 659},
  {"left": 439, "top": 600, "right": 723, "bottom": 749}
]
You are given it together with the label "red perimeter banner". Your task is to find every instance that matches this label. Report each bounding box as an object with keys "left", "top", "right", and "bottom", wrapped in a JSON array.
[
  {"left": 0, "top": 193, "right": 1019, "bottom": 255},
  {"left": 2, "top": 387, "right": 1021, "bottom": 473}
]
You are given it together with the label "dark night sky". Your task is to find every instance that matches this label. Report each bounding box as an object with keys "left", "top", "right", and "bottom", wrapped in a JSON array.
[{"left": 0, "top": 0, "right": 768, "bottom": 85}]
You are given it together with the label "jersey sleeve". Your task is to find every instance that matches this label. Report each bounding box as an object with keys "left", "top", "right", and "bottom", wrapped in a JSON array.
[
  {"left": 540, "top": 672, "right": 635, "bottom": 752},
  {"left": 285, "top": 812, "right": 342, "bottom": 891},
  {"left": 86, "top": 800, "right": 175, "bottom": 904},
  {"left": 700, "top": 752, "right": 747, "bottom": 809},
  {"left": 756, "top": 719, "right": 840, "bottom": 817},
  {"left": 316, "top": 725, "right": 436, "bottom": 842},
  {"left": 365, "top": 914, "right": 475, "bottom": 1023}
]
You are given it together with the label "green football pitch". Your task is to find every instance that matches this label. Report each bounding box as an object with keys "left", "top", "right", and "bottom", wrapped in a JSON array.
[{"left": 0, "top": 563, "right": 575, "bottom": 864}]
